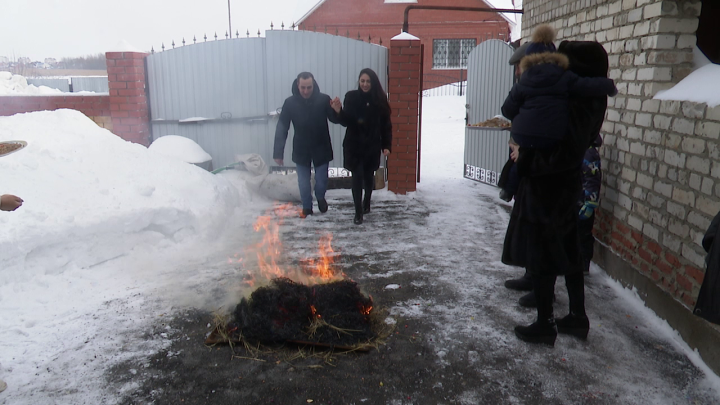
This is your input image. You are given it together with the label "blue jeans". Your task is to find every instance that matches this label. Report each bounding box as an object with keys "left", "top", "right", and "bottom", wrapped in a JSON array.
[{"left": 296, "top": 163, "right": 328, "bottom": 210}]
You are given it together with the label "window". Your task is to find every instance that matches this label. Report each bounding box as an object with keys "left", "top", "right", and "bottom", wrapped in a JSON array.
[{"left": 432, "top": 39, "right": 477, "bottom": 69}]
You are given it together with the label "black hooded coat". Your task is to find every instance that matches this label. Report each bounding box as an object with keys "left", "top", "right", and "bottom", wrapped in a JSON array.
[
  {"left": 694, "top": 212, "right": 720, "bottom": 325},
  {"left": 501, "top": 41, "right": 612, "bottom": 276},
  {"left": 338, "top": 90, "right": 392, "bottom": 171},
  {"left": 273, "top": 78, "right": 339, "bottom": 167}
]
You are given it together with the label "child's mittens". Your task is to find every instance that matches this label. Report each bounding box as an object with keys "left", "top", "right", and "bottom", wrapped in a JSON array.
[{"left": 579, "top": 200, "right": 599, "bottom": 220}]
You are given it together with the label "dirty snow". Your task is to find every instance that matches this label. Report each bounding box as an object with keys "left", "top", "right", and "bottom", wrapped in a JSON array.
[{"left": 0, "top": 92, "right": 719, "bottom": 404}]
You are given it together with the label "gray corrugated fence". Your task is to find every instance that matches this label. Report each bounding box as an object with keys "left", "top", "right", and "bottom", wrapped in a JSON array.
[
  {"left": 463, "top": 40, "right": 515, "bottom": 186},
  {"left": 70, "top": 77, "right": 109, "bottom": 92},
  {"left": 25, "top": 78, "right": 70, "bottom": 92},
  {"left": 25, "top": 77, "right": 108, "bottom": 93},
  {"left": 146, "top": 30, "right": 388, "bottom": 171}
]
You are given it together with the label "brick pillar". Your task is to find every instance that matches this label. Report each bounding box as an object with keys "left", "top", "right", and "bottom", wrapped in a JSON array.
[
  {"left": 105, "top": 51, "right": 151, "bottom": 146},
  {"left": 387, "top": 33, "right": 422, "bottom": 194}
]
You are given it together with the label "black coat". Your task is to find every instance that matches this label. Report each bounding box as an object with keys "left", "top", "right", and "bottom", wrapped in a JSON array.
[
  {"left": 273, "top": 78, "right": 339, "bottom": 167},
  {"left": 502, "top": 43, "right": 612, "bottom": 276},
  {"left": 501, "top": 52, "right": 616, "bottom": 149},
  {"left": 694, "top": 211, "right": 720, "bottom": 324},
  {"left": 338, "top": 90, "right": 392, "bottom": 171}
]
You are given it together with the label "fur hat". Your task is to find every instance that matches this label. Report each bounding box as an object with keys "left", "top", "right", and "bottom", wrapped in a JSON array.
[{"left": 525, "top": 25, "right": 556, "bottom": 56}]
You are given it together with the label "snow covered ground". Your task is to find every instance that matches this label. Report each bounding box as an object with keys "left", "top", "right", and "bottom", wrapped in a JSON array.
[{"left": 1, "top": 93, "right": 719, "bottom": 404}]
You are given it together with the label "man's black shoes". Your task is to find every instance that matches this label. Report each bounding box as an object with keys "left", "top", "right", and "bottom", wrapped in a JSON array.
[{"left": 318, "top": 199, "right": 328, "bottom": 213}]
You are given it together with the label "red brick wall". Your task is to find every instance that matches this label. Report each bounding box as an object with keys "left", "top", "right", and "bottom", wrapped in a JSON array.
[
  {"left": 106, "top": 51, "right": 152, "bottom": 146},
  {"left": 387, "top": 37, "right": 421, "bottom": 194},
  {"left": 0, "top": 95, "right": 112, "bottom": 129},
  {"left": 595, "top": 208, "right": 704, "bottom": 308},
  {"left": 299, "top": 0, "right": 512, "bottom": 90}
]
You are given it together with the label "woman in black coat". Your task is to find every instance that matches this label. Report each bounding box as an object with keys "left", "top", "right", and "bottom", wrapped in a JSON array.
[
  {"left": 694, "top": 211, "right": 720, "bottom": 325},
  {"left": 337, "top": 68, "right": 392, "bottom": 225},
  {"left": 502, "top": 39, "right": 614, "bottom": 346}
]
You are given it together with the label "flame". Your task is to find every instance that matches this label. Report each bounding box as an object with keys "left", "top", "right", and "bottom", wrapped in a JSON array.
[
  {"left": 236, "top": 203, "right": 345, "bottom": 288},
  {"left": 306, "top": 233, "right": 336, "bottom": 279},
  {"left": 359, "top": 304, "right": 373, "bottom": 315}
]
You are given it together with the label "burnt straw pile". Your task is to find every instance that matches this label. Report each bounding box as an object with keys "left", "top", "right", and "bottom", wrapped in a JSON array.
[{"left": 222, "top": 278, "right": 377, "bottom": 347}]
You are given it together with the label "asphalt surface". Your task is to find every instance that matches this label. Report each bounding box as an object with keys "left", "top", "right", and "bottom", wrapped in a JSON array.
[{"left": 108, "top": 188, "right": 720, "bottom": 405}]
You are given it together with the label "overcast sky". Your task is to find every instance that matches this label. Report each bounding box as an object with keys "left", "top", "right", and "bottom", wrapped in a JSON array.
[{"left": 0, "top": 0, "right": 317, "bottom": 61}]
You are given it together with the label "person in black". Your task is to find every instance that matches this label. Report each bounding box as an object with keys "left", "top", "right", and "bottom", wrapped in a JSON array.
[
  {"left": 335, "top": 68, "right": 392, "bottom": 225},
  {"left": 274, "top": 72, "right": 341, "bottom": 218},
  {"left": 694, "top": 211, "right": 720, "bottom": 325},
  {"left": 501, "top": 32, "right": 616, "bottom": 346}
]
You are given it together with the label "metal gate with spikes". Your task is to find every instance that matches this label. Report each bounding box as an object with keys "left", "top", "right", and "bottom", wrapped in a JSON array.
[{"left": 145, "top": 30, "right": 388, "bottom": 172}]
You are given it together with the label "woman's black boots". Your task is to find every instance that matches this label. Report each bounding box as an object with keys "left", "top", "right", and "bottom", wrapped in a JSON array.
[
  {"left": 514, "top": 274, "right": 558, "bottom": 346},
  {"left": 556, "top": 272, "right": 590, "bottom": 339}
]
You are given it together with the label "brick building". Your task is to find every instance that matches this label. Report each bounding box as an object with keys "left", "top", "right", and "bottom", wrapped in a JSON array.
[
  {"left": 521, "top": 0, "right": 720, "bottom": 372},
  {"left": 297, "top": 0, "right": 517, "bottom": 90}
]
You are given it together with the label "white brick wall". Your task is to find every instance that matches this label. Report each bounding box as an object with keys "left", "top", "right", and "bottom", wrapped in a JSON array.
[{"left": 521, "top": 0, "right": 710, "bottom": 307}]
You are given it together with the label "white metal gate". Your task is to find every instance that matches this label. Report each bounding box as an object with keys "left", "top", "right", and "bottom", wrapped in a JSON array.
[
  {"left": 463, "top": 40, "right": 515, "bottom": 186},
  {"left": 146, "top": 30, "right": 388, "bottom": 171}
]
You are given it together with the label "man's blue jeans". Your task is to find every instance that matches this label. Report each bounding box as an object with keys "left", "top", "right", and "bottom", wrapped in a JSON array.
[{"left": 296, "top": 163, "right": 328, "bottom": 210}]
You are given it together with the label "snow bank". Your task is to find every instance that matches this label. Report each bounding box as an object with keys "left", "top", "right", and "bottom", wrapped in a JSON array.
[{"left": 0, "top": 109, "right": 242, "bottom": 284}]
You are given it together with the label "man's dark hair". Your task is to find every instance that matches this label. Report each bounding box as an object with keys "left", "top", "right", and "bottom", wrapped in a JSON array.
[{"left": 297, "top": 72, "right": 314, "bottom": 81}]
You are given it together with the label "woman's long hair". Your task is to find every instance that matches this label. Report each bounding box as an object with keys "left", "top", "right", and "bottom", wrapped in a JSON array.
[{"left": 358, "top": 68, "right": 391, "bottom": 117}]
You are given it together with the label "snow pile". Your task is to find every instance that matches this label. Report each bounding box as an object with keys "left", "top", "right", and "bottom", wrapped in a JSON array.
[
  {"left": 653, "top": 47, "right": 720, "bottom": 107},
  {"left": 148, "top": 134, "right": 212, "bottom": 164},
  {"left": 654, "top": 63, "right": 720, "bottom": 107},
  {"left": 0, "top": 109, "right": 242, "bottom": 283},
  {"left": 0, "top": 71, "right": 64, "bottom": 95}
]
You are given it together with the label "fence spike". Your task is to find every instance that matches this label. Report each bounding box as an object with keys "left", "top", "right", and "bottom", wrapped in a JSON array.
[
  {"left": 270, "top": 21, "right": 274, "bottom": 30},
  {"left": 193, "top": 35, "right": 197, "bottom": 44},
  {"left": 246, "top": 29, "right": 250, "bottom": 38},
  {"left": 291, "top": 22, "right": 296, "bottom": 30},
  {"left": 214, "top": 32, "right": 218, "bottom": 40},
  {"left": 257, "top": 29, "right": 261, "bottom": 37},
  {"left": 379, "top": 37, "right": 383, "bottom": 45},
  {"left": 369, "top": 35, "right": 372, "bottom": 42},
  {"left": 324, "top": 26, "right": 327, "bottom": 34},
  {"left": 357, "top": 32, "right": 361, "bottom": 40},
  {"left": 172, "top": 40, "right": 175, "bottom": 48},
  {"left": 281, "top": 21, "right": 284, "bottom": 30},
  {"left": 182, "top": 38, "right": 185, "bottom": 46},
  {"left": 151, "top": 46, "right": 155, "bottom": 54},
  {"left": 346, "top": 30, "right": 349, "bottom": 38},
  {"left": 204, "top": 34, "right": 207, "bottom": 42},
  {"left": 161, "top": 43, "right": 165, "bottom": 51},
  {"left": 236, "top": 30, "right": 239, "bottom": 38},
  {"left": 336, "top": 28, "right": 339, "bottom": 35},
  {"left": 225, "top": 31, "right": 229, "bottom": 39}
]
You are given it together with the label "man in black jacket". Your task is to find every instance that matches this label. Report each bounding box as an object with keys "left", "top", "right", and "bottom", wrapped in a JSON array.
[
  {"left": 274, "top": 72, "right": 341, "bottom": 217},
  {"left": 694, "top": 211, "right": 720, "bottom": 325}
]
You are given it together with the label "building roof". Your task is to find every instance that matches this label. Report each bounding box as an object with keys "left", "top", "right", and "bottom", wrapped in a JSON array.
[{"left": 295, "top": 0, "right": 521, "bottom": 28}]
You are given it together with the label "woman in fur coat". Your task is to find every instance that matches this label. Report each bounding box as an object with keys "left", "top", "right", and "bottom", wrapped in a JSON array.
[
  {"left": 337, "top": 68, "right": 392, "bottom": 225},
  {"left": 501, "top": 25, "right": 617, "bottom": 346}
]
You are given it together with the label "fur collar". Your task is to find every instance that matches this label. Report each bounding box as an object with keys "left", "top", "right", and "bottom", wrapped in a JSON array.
[{"left": 519, "top": 52, "right": 569, "bottom": 73}]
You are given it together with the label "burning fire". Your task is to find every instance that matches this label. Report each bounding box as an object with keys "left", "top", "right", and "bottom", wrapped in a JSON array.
[{"left": 239, "top": 203, "right": 345, "bottom": 288}]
